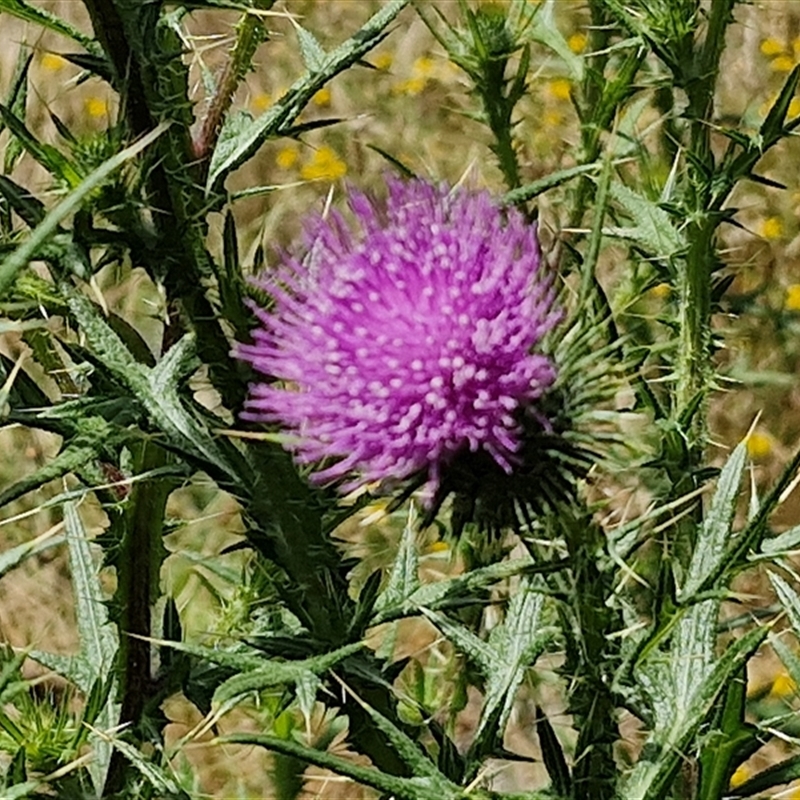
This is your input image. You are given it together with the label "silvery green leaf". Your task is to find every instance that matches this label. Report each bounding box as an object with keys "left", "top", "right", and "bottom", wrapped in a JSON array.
[
  {"left": 528, "top": 0, "right": 583, "bottom": 81},
  {"left": 608, "top": 182, "right": 685, "bottom": 259},
  {"left": 626, "top": 601, "right": 765, "bottom": 800},
  {"left": 373, "top": 512, "right": 419, "bottom": 615},
  {"left": 770, "top": 571, "right": 800, "bottom": 633},
  {"left": 293, "top": 22, "right": 326, "bottom": 72},
  {"left": 679, "top": 439, "right": 747, "bottom": 601}
]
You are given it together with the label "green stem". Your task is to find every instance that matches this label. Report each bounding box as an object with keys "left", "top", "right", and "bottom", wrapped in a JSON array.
[
  {"left": 674, "top": 0, "right": 736, "bottom": 454},
  {"left": 82, "top": 0, "right": 246, "bottom": 410},
  {"left": 104, "top": 441, "right": 170, "bottom": 795},
  {"left": 561, "top": 511, "right": 618, "bottom": 800},
  {"left": 194, "top": 0, "right": 276, "bottom": 161}
]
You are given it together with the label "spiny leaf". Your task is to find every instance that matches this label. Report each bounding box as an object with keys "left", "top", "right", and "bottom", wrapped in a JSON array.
[
  {"left": 0, "top": 418, "right": 119, "bottom": 509},
  {"left": 63, "top": 502, "right": 118, "bottom": 682},
  {"left": 373, "top": 513, "right": 420, "bottom": 615},
  {"left": 292, "top": 21, "right": 327, "bottom": 72},
  {"left": 371, "top": 556, "right": 555, "bottom": 625},
  {"left": 0, "top": 123, "right": 168, "bottom": 296},
  {"left": 63, "top": 290, "right": 248, "bottom": 486},
  {"left": 212, "top": 641, "right": 364, "bottom": 706},
  {"left": 624, "top": 604, "right": 765, "bottom": 800},
  {"left": 420, "top": 607, "right": 495, "bottom": 675},
  {"left": 0, "top": 103, "right": 83, "bottom": 187},
  {"left": 502, "top": 162, "right": 603, "bottom": 206},
  {"left": 338, "top": 678, "right": 443, "bottom": 781},
  {"left": 100, "top": 736, "right": 187, "bottom": 797},
  {"left": 218, "top": 732, "right": 465, "bottom": 800},
  {"left": 758, "top": 524, "right": 800, "bottom": 558},
  {"left": 471, "top": 578, "right": 548, "bottom": 751},
  {"left": 678, "top": 439, "right": 747, "bottom": 602},
  {"left": 608, "top": 181, "right": 685, "bottom": 259},
  {"left": 770, "top": 634, "right": 800, "bottom": 701},
  {"left": 206, "top": 0, "right": 408, "bottom": 190},
  {"left": 769, "top": 571, "right": 800, "bottom": 633},
  {"left": 527, "top": 0, "right": 583, "bottom": 81}
]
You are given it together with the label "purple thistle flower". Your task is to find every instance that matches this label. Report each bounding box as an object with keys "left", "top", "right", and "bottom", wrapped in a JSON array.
[{"left": 237, "top": 178, "right": 560, "bottom": 494}]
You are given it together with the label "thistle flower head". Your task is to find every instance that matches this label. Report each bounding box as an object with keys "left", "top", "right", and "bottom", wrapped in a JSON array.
[{"left": 238, "top": 178, "right": 560, "bottom": 498}]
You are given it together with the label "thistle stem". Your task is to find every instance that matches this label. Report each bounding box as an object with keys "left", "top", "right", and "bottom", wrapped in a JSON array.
[
  {"left": 104, "top": 441, "right": 170, "bottom": 794},
  {"left": 562, "top": 511, "right": 618, "bottom": 800}
]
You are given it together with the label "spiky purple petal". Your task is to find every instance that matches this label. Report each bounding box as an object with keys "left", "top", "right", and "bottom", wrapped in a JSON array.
[{"left": 237, "top": 178, "right": 560, "bottom": 491}]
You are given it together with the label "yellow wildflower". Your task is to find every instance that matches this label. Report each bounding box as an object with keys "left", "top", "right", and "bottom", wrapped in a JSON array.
[
  {"left": 770, "top": 671, "right": 797, "bottom": 698},
  {"left": 785, "top": 284, "right": 800, "bottom": 311},
  {"left": 374, "top": 52, "right": 393, "bottom": 71},
  {"left": 568, "top": 32, "right": 588, "bottom": 53},
  {"left": 650, "top": 282, "right": 671, "bottom": 299},
  {"left": 786, "top": 783, "right": 800, "bottom": 800},
  {"left": 794, "top": 37, "right": 800, "bottom": 58},
  {"left": 41, "top": 52, "right": 66, "bottom": 72},
  {"left": 300, "top": 145, "right": 347, "bottom": 181},
  {"left": 412, "top": 56, "right": 436, "bottom": 77},
  {"left": 729, "top": 764, "right": 750, "bottom": 788},
  {"left": 548, "top": 79, "right": 572, "bottom": 101},
  {"left": 426, "top": 541, "right": 449, "bottom": 554},
  {"left": 251, "top": 93, "right": 271, "bottom": 113},
  {"left": 312, "top": 87, "right": 331, "bottom": 107},
  {"left": 760, "top": 216, "right": 784, "bottom": 240},
  {"left": 760, "top": 38, "right": 785, "bottom": 57},
  {"left": 771, "top": 55, "right": 796, "bottom": 72},
  {"left": 392, "top": 77, "right": 427, "bottom": 96},
  {"left": 791, "top": 97, "right": 800, "bottom": 118},
  {"left": 746, "top": 432, "right": 772, "bottom": 460},
  {"left": 543, "top": 110, "right": 563, "bottom": 127},
  {"left": 276, "top": 144, "right": 299, "bottom": 170},
  {"left": 84, "top": 97, "right": 108, "bottom": 118}
]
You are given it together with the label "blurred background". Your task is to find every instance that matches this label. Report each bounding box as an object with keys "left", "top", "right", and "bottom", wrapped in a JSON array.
[{"left": 3, "top": 1, "right": 800, "bottom": 796}]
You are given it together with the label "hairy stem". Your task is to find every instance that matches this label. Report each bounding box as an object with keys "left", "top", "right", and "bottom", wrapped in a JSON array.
[
  {"left": 562, "top": 511, "right": 618, "bottom": 800},
  {"left": 104, "top": 441, "right": 170, "bottom": 794},
  {"left": 194, "top": 0, "right": 275, "bottom": 161}
]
